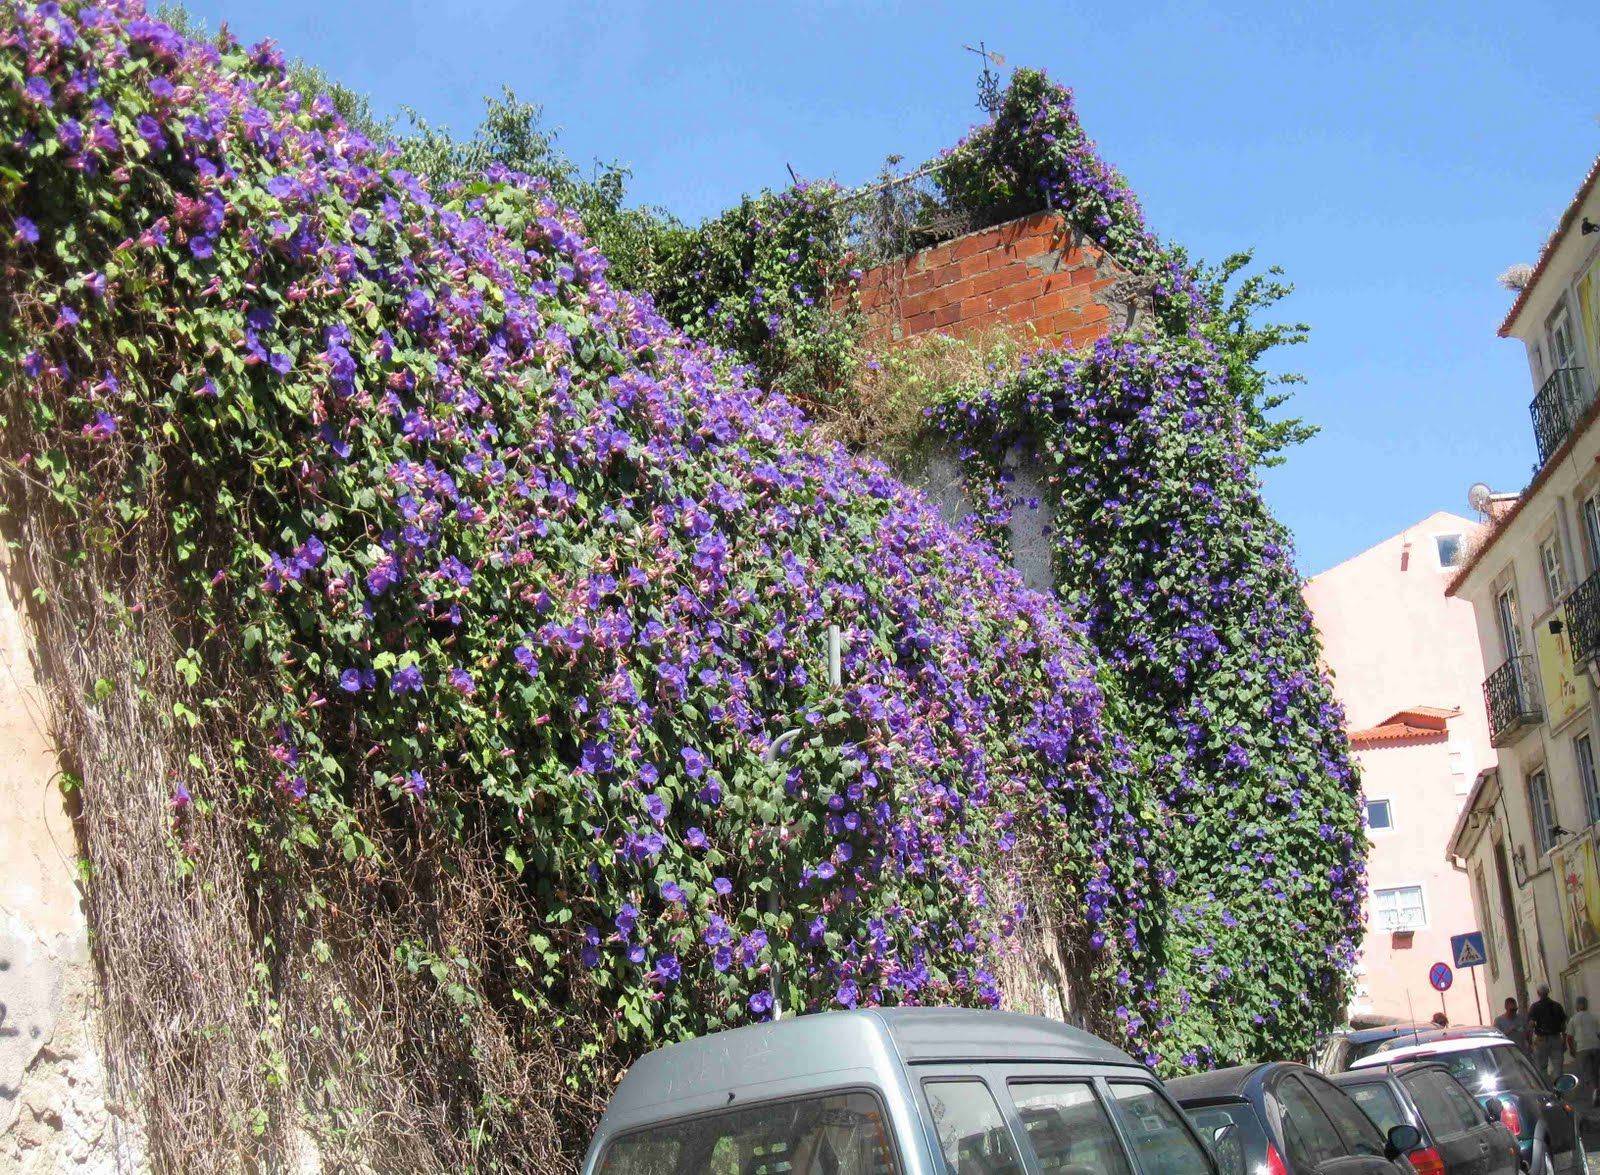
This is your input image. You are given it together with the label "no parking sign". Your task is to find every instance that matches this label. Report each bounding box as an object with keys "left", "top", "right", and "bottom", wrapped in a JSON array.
[{"left": 1429, "top": 962, "right": 1453, "bottom": 992}]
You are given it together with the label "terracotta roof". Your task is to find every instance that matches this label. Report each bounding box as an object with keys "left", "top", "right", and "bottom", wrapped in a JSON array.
[
  {"left": 1349, "top": 706, "right": 1458, "bottom": 748},
  {"left": 1499, "top": 153, "right": 1600, "bottom": 337}
]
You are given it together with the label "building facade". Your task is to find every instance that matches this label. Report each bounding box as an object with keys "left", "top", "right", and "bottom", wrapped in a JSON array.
[
  {"left": 1448, "top": 155, "right": 1600, "bottom": 1016},
  {"left": 1306, "top": 512, "right": 1492, "bottom": 1024}
]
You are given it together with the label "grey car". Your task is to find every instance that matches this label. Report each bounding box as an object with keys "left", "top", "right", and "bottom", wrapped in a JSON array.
[
  {"left": 583, "top": 1007, "right": 1222, "bottom": 1173},
  {"left": 1169, "top": 1061, "right": 1421, "bottom": 1175},
  {"left": 1332, "top": 1062, "right": 1519, "bottom": 1175}
]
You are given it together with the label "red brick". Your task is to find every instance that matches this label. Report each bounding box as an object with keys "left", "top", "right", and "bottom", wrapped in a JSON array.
[
  {"left": 952, "top": 228, "right": 1005, "bottom": 262},
  {"left": 1006, "top": 233, "right": 1055, "bottom": 261},
  {"left": 930, "top": 302, "right": 962, "bottom": 330},
  {"left": 989, "top": 275, "right": 1051, "bottom": 310},
  {"left": 1032, "top": 287, "right": 1094, "bottom": 318},
  {"left": 903, "top": 269, "right": 941, "bottom": 298}
]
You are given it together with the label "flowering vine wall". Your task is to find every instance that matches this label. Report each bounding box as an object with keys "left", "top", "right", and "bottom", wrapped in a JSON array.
[{"left": 0, "top": 3, "right": 1179, "bottom": 1166}]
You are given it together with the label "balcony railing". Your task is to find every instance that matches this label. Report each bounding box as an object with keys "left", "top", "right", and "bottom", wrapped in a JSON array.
[
  {"left": 1530, "top": 366, "right": 1593, "bottom": 466},
  {"left": 1569, "top": 569, "right": 1600, "bottom": 670},
  {"left": 1484, "top": 654, "right": 1542, "bottom": 747}
]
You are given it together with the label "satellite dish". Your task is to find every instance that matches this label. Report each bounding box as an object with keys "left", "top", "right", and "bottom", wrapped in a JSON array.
[{"left": 1468, "top": 483, "right": 1494, "bottom": 514}]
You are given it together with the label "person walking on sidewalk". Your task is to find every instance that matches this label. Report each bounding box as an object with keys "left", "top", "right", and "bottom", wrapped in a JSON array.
[
  {"left": 1529, "top": 984, "right": 1569, "bottom": 1084},
  {"left": 1495, "top": 996, "right": 1529, "bottom": 1045},
  {"left": 1567, "top": 996, "right": 1600, "bottom": 1107}
]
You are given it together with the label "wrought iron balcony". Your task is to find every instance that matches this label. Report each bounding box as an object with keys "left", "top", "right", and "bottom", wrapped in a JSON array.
[
  {"left": 1568, "top": 568, "right": 1600, "bottom": 671},
  {"left": 1484, "top": 654, "right": 1542, "bottom": 747},
  {"left": 1530, "top": 367, "right": 1593, "bottom": 466}
]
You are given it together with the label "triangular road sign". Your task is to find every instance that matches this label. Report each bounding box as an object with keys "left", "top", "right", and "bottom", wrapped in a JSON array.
[{"left": 1455, "top": 938, "right": 1484, "bottom": 966}]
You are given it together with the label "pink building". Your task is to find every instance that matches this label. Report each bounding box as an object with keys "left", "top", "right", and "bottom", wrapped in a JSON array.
[{"left": 1305, "top": 510, "right": 1494, "bottom": 1025}]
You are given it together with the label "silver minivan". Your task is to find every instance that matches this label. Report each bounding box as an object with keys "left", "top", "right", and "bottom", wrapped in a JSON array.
[{"left": 582, "top": 1007, "right": 1221, "bottom": 1173}]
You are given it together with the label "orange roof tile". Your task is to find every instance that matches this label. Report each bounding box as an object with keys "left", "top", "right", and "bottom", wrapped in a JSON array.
[{"left": 1348, "top": 706, "right": 1458, "bottom": 748}]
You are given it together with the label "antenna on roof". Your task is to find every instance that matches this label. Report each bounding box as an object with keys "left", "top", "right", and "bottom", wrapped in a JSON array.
[{"left": 1468, "top": 482, "right": 1494, "bottom": 517}]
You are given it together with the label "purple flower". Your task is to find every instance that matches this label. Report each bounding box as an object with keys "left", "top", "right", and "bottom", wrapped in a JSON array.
[
  {"left": 681, "top": 746, "right": 709, "bottom": 778},
  {"left": 712, "top": 877, "right": 732, "bottom": 896},
  {"left": 685, "top": 826, "right": 708, "bottom": 849},
  {"left": 82, "top": 410, "right": 117, "bottom": 440},
  {"left": 403, "top": 770, "right": 426, "bottom": 797},
  {"left": 654, "top": 954, "right": 681, "bottom": 983},
  {"left": 748, "top": 990, "right": 774, "bottom": 1017},
  {"left": 13, "top": 216, "right": 39, "bottom": 245},
  {"left": 644, "top": 792, "right": 667, "bottom": 824},
  {"left": 660, "top": 881, "right": 684, "bottom": 903},
  {"left": 24, "top": 77, "right": 51, "bottom": 105},
  {"left": 390, "top": 665, "right": 424, "bottom": 694}
]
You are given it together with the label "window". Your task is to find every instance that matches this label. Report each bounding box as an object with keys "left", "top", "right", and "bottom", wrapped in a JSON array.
[
  {"left": 1579, "top": 735, "right": 1600, "bottom": 826},
  {"left": 1548, "top": 301, "right": 1579, "bottom": 375},
  {"left": 1184, "top": 1105, "right": 1259, "bottom": 1175},
  {"left": 1542, "top": 537, "right": 1567, "bottom": 604},
  {"left": 1473, "top": 866, "right": 1500, "bottom": 981},
  {"left": 1436, "top": 533, "right": 1463, "bottom": 569},
  {"left": 1401, "top": 1070, "right": 1472, "bottom": 1139},
  {"left": 598, "top": 1090, "right": 898, "bottom": 1175},
  {"left": 1496, "top": 586, "right": 1523, "bottom": 661},
  {"left": 1009, "top": 1081, "right": 1131, "bottom": 1175},
  {"left": 1529, "top": 768, "right": 1557, "bottom": 854},
  {"left": 1372, "top": 885, "right": 1426, "bottom": 931},
  {"left": 1364, "top": 799, "right": 1394, "bottom": 831},
  {"left": 1583, "top": 495, "right": 1600, "bottom": 575},
  {"left": 923, "top": 1080, "right": 1021, "bottom": 1175},
  {"left": 1272, "top": 1076, "right": 1344, "bottom": 1169},
  {"left": 1344, "top": 1083, "right": 1404, "bottom": 1137},
  {"left": 1105, "top": 1082, "right": 1210, "bottom": 1175},
  {"left": 1305, "top": 1074, "right": 1384, "bottom": 1157}
]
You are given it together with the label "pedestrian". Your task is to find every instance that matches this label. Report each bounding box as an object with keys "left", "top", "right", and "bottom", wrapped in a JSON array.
[
  {"left": 1431, "top": 1012, "right": 1449, "bottom": 1028},
  {"left": 1566, "top": 995, "right": 1600, "bottom": 1107},
  {"left": 1494, "top": 996, "right": 1529, "bottom": 1045},
  {"left": 1529, "top": 984, "right": 1569, "bottom": 1084}
]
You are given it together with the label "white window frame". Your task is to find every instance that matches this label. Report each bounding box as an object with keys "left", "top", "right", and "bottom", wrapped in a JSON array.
[
  {"left": 1364, "top": 797, "right": 1394, "bottom": 833},
  {"left": 1580, "top": 733, "right": 1600, "bottom": 826},
  {"left": 1584, "top": 494, "right": 1600, "bottom": 576},
  {"left": 1372, "top": 884, "right": 1428, "bottom": 932},
  {"left": 1497, "top": 584, "right": 1523, "bottom": 661},
  {"left": 1542, "top": 536, "right": 1567, "bottom": 605},
  {"left": 1548, "top": 301, "right": 1579, "bottom": 375},
  {"left": 1436, "top": 533, "right": 1463, "bottom": 570},
  {"left": 1529, "top": 767, "right": 1558, "bottom": 855}
]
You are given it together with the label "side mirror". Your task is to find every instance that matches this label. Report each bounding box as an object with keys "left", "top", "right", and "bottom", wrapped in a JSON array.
[
  {"left": 1555, "top": 1073, "right": 1579, "bottom": 1095},
  {"left": 1484, "top": 1096, "right": 1504, "bottom": 1124},
  {"left": 1385, "top": 1123, "right": 1422, "bottom": 1161},
  {"left": 1213, "top": 1122, "right": 1238, "bottom": 1148}
]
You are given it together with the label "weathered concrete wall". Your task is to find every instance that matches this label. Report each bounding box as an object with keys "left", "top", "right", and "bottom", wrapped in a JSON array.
[{"left": 0, "top": 546, "right": 140, "bottom": 1171}]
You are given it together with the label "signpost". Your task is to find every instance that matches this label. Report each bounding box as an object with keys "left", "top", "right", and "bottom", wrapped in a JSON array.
[
  {"left": 1451, "top": 932, "right": 1488, "bottom": 1025},
  {"left": 1429, "top": 962, "right": 1453, "bottom": 1025}
]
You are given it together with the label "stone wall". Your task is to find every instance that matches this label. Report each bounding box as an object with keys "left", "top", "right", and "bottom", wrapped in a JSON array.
[{"left": 0, "top": 545, "right": 140, "bottom": 1172}]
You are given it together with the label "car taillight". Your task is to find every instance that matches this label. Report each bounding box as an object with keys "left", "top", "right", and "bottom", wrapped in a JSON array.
[
  {"left": 1265, "top": 1141, "right": 1289, "bottom": 1175},
  {"left": 1407, "top": 1146, "right": 1446, "bottom": 1175},
  {"left": 1498, "top": 1101, "right": 1522, "bottom": 1135}
]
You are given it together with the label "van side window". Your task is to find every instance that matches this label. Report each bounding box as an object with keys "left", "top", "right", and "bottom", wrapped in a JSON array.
[
  {"left": 1105, "top": 1082, "right": 1212, "bottom": 1175},
  {"left": 923, "top": 1079, "right": 1022, "bottom": 1175},
  {"left": 1008, "top": 1081, "right": 1132, "bottom": 1174},
  {"left": 598, "top": 1089, "right": 899, "bottom": 1174}
]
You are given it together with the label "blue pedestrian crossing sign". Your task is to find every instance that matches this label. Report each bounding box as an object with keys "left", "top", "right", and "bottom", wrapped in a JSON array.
[{"left": 1451, "top": 931, "right": 1487, "bottom": 969}]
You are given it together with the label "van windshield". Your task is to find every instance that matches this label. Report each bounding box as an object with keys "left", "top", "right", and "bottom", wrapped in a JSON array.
[{"left": 597, "top": 1089, "right": 898, "bottom": 1175}]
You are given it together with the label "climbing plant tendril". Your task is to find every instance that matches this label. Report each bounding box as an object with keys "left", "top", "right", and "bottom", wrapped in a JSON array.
[{"left": 0, "top": 4, "right": 1177, "bottom": 1168}]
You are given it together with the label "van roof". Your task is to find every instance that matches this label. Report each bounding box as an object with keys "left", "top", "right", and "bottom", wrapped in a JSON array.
[{"left": 597, "top": 1008, "right": 1139, "bottom": 1136}]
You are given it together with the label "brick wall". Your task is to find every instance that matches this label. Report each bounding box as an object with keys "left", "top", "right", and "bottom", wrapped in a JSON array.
[{"left": 845, "top": 211, "right": 1131, "bottom": 350}]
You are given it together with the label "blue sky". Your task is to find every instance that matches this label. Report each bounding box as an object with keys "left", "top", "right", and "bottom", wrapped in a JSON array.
[{"left": 178, "top": 0, "right": 1599, "bottom": 575}]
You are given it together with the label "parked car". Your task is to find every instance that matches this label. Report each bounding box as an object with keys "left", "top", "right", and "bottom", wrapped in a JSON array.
[
  {"left": 1333, "top": 1062, "right": 1519, "bottom": 1175},
  {"left": 583, "top": 1007, "right": 1224, "bottom": 1174},
  {"left": 1315, "top": 1026, "right": 1439, "bottom": 1075},
  {"left": 1169, "top": 1060, "right": 1421, "bottom": 1175},
  {"left": 1349, "top": 1034, "right": 1583, "bottom": 1174}
]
